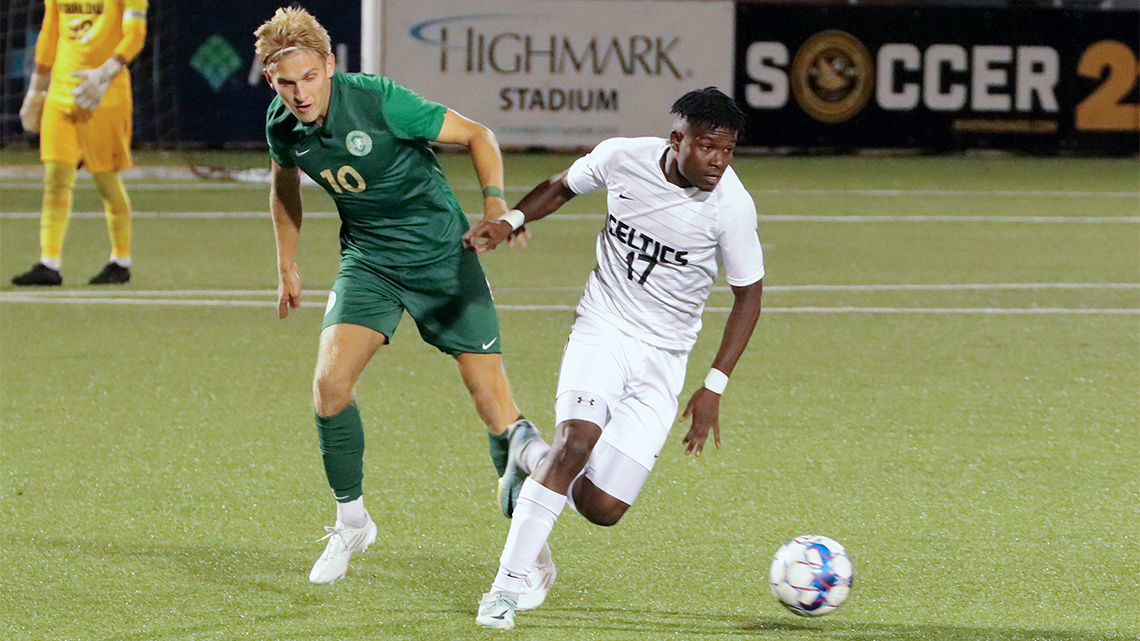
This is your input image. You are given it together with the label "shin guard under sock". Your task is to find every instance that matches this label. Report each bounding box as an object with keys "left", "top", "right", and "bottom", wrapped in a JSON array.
[{"left": 316, "top": 403, "right": 365, "bottom": 503}]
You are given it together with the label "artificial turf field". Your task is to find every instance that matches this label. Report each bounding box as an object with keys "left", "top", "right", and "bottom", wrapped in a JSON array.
[{"left": 1, "top": 151, "right": 1137, "bottom": 640}]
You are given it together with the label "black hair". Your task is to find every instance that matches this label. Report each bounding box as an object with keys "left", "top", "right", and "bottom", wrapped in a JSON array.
[{"left": 670, "top": 87, "right": 745, "bottom": 134}]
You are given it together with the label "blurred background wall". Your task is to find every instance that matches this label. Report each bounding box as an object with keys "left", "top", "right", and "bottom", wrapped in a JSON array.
[{"left": 1, "top": 0, "right": 1136, "bottom": 154}]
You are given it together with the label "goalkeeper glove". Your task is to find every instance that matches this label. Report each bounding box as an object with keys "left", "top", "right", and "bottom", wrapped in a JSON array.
[
  {"left": 19, "top": 71, "right": 50, "bottom": 133},
  {"left": 71, "top": 57, "right": 123, "bottom": 113}
]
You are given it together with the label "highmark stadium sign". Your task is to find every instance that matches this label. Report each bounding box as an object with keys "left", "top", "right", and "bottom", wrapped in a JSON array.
[{"left": 381, "top": 0, "right": 734, "bottom": 148}]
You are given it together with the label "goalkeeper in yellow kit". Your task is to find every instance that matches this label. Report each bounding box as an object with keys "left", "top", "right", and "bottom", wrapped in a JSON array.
[{"left": 12, "top": 0, "right": 147, "bottom": 286}]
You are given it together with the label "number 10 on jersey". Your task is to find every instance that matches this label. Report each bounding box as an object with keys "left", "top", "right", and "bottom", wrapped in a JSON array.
[{"left": 320, "top": 165, "right": 367, "bottom": 194}]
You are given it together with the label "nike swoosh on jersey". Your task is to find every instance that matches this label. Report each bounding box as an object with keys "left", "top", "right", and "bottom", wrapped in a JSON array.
[
  {"left": 482, "top": 338, "right": 498, "bottom": 350},
  {"left": 296, "top": 148, "right": 311, "bottom": 156}
]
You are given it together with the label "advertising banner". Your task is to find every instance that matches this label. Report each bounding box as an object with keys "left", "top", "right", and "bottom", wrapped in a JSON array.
[
  {"left": 733, "top": 4, "right": 1138, "bottom": 153},
  {"left": 171, "top": 1, "right": 359, "bottom": 146},
  {"left": 380, "top": 0, "right": 735, "bottom": 149}
]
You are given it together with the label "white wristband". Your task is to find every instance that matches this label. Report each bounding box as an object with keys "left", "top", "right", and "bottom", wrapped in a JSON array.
[
  {"left": 499, "top": 209, "right": 526, "bottom": 231},
  {"left": 703, "top": 368, "right": 728, "bottom": 395}
]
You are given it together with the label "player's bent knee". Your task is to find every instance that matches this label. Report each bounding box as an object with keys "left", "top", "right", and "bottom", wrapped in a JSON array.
[
  {"left": 583, "top": 507, "right": 625, "bottom": 527},
  {"left": 577, "top": 492, "right": 629, "bottom": 527},
  {"left": 313, "top": 372, "right": 354, "bottom": 415},
  {"left": 552, "top": 419, "right": 601, "bottom": 466}
]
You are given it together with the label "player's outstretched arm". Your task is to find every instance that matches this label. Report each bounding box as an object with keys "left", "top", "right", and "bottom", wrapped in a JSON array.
[
  {"left": 681, "top": 279, "right": 764, "bottom": 455},
  {"left": 270, "top": 160, "right": 304, "bottom": 319},
  {"left": 463, "top": 170, "right": 577, "bottom": 253}
]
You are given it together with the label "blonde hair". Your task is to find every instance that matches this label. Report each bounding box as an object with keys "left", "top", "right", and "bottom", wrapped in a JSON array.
[{"left": 254, "top": 7, "right": 331, "bottom": 67}]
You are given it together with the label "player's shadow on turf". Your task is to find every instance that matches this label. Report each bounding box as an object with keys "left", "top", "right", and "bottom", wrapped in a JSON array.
[
  {"left": 502, "top": 607, "right": 1134, "bottom": 640},
  {"left": 12, "top": 535, "right": 351, "bottom": 639},
  {"left": 355, "top": 550, "right": 497, "bottom": 604},
  {"left": 388, "top": 552, "right": 1137, "bottom": 641},
  {"left": 38, "top": 538, "right": 1131, "bottom": 641},
  {"left": 741, "top": 619, "right": 1136, "bottom": 640}
]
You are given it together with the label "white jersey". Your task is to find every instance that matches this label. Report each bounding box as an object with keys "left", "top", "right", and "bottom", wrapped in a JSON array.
[{"left": 564, "top": 137, "right": 765, "bottom": 351}]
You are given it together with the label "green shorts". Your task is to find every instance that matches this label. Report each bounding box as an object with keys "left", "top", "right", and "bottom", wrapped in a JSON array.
[{"left": 323, "top": 249, "right": 502, "bottom": 356}]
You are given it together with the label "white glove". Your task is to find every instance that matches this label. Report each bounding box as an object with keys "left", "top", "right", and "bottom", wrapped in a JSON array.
[
  {"left": 19, "top": 71, "right": 50, "bottom": 133},
  {"left": 71, "top": 57, "right": 123, "bottom": 113}
]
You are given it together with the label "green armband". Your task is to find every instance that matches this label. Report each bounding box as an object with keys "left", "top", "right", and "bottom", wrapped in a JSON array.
[{"left": 482, "top": 185, "right": 504, "bottom": 199}]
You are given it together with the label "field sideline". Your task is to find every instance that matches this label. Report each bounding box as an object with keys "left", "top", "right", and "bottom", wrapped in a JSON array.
[{"left": 1, "top": 152, "right": 1138, "bottom": 640}]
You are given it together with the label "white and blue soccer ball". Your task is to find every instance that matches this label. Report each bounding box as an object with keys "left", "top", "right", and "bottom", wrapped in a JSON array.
[{"left": 769, "top": 535, "right": 853, "bottom": 616}]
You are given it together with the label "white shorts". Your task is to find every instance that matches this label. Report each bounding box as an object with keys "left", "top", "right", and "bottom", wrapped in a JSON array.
[{"left": 554, "top": 313, "right": 689, "bottom": 504}]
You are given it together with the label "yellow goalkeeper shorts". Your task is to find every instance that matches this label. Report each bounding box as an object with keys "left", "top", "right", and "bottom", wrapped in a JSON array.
[{"left": 40, "top": 99, "right": 133, "bottom": 174}]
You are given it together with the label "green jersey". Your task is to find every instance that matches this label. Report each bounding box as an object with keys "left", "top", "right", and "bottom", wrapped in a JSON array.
[{"left": 266, "top": 73, "right": 467, "bottom": 267}]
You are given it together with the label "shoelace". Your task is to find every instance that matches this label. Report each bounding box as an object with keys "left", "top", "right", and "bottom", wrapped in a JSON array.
[
  {"left": 482, "top": 593, "right": 515, "bottom": 609},
  {"left": 315, "top": 526, "right": 348, "bottom": 558}
]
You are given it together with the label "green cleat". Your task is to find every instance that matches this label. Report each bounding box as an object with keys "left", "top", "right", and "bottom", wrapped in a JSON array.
[{"left": 498, "top": 419, "right": 540, "bottom": 518}]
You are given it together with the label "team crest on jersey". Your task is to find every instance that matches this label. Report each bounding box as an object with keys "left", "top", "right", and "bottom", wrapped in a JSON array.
[{"left": 346, "top": 131, "right": 372, "bottom": 157}]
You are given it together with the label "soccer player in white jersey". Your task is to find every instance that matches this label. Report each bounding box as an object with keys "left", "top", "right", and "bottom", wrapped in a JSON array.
[{"left": 464, "top": 87, "right": 765, "bottom": 629}]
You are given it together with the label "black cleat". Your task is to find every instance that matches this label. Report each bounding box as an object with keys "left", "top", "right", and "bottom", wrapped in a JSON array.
[
  {"left": 88, "top": 262, "right": 131, "bottom": 285},
  {"left": 11, "top": 262, "right": 62, "bottom": 286}
]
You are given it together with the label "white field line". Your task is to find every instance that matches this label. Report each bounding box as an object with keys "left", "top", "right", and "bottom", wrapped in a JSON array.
[
  {"left": 1, "top": 211, "right": 1136, "bottom": 223},
  {"left": 749, "top": 188, "right": 1140, "bottom": 198},
  {"left": 493, "top": 283, "right": 1140, "bottom": 292},
  {"left": 0, "top": 296, "right": 286, "bottom": 307},
  {"left": 2, "top": 284, "right": 1136, "bottom": 314},
  {"left": 2, "top": 180, "right": 1137, "bottom": 199},
  {"left": 8, "top": 283, "right": 1137, "bottom": 297},
  {"left": 0, "top": 297, "right": 1134, "bottom": 314}
]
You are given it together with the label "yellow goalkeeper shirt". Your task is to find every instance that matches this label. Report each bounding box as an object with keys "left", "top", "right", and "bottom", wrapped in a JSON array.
[{"left": 36, "top": 0, "right": 147, "bottom": 109}]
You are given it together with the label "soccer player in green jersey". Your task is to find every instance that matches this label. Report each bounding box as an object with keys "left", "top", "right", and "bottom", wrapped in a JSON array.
[{"left": 255, "top": 8, "right": 551, "bottom": 590}]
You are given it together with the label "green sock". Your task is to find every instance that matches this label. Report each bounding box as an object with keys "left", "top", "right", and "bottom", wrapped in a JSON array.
[
  {"left": 488, "top": 429, "right": 511, "bottom": 477},
  {"left": 316, "top": 403, "right": 365, "bottom": 502}
]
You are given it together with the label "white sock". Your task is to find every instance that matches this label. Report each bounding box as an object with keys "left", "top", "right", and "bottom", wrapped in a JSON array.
[
  {"left": 110, "top": 256, "right": 131, "bottom": 267},
  {"left": 40, "top": 258, "right": 61, "bottom": 270},
  {"left": 336, "top": 496, "right": 369, "bottom": 529},
  {"left": 492, "top": 479, "right": 566, "bottom": 593},
  {"left": 519, "top": 436, "right": 550, "bottom": 475}
]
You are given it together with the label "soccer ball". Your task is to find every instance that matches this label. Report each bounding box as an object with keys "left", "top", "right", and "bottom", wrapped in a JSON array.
[{"left": 769, "top": 535, "right": 853, "bottom": 616}]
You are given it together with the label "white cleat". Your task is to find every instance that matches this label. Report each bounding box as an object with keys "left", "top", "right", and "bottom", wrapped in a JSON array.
[
  {"left": 476, "top": 590, "right": 519, "bottom": 630},
  {"left": 308, "top": 516, "right": 378, "bottom": 584},
  {"left": 517, "top": 543, "right": 557, "bottom": 611}
]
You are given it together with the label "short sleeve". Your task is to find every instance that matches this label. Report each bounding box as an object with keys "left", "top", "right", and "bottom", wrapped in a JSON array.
[
  {"left": 717, "top": 180, "right": 765, "bottom": 286},
  {"left": 564, "top": 140, "right": 620, "bottom": 195},
  {"left": 267, "top": 141, "right": 293, "bottom": 167},
  {"left": 265, "top": 102, "right": 295, "bottom": 168},
  {"left": 379, "top": 78, "right": 447, "bottom": 141}
]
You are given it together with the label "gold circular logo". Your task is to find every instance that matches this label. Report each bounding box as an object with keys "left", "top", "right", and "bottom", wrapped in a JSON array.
[{"left": 791, "top": 31, "right": 874, "bottom": 124}]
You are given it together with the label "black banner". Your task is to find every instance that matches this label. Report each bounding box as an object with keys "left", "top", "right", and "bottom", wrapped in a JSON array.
[
  {"left": 733, "top": 3, "right": 1139, "bottom": 154},
  {"left": 162, "top": 1, "right": 359, "bottom": 147}
]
